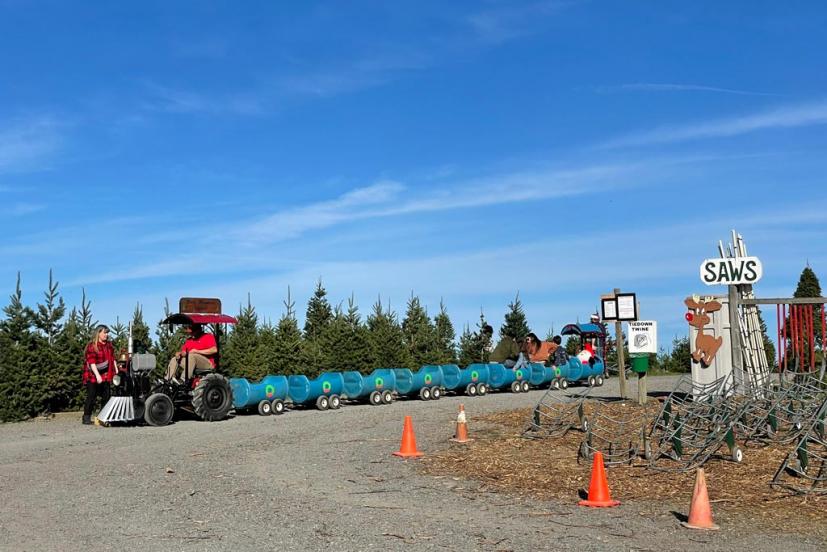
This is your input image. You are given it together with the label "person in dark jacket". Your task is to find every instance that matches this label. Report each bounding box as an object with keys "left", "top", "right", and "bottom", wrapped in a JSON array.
[
  {"left": 549, "top": 335, "right": 569, "bottom": 367},
  {"left": 82, "top": 325, "right": 117, "bottom": 425}
]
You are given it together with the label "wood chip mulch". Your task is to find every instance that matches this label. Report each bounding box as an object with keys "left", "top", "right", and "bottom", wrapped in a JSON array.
[{"left": 420, "top": 404, "right": 826, "bottom": 535}]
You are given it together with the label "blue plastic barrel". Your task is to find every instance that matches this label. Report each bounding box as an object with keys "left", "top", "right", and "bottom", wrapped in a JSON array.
[
  {"left": 288, "top": 372, "right": 345, "bottom": 405},
  {"left": 346, "top": 369, "right": 397, "bottom": 401},
  {"left": 230, "top": 375, "right": 288, "bottom": 410},
  {"left": 458, "top": 364, "right": 491, "bottom": 389},
  {"left": 440, "top": 364, "right": 462, "bottom": 390},
  {"left": 342, "top": 371, "right": 364, "bottom": 398},
  {"left": 527, "top": 362, "right": 550, "bottom": 387},
  {"left": 393, "top": 365, "right": 443, "bottom": 396},
  {"left": 488, "top": 363, "right": 531, "bottom": 390},
  {"left": 392, "top": 368, "right": 414, "bottom": 395},
  {"left": 566, "top": 358, "right": 585, "bottom": 382}
]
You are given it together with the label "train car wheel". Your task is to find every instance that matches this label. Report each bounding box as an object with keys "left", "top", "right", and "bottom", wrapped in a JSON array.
[
  {"left": 552, "top": 378, "right": 560, "bottom": 390},
  {"left": 369, "top": 391, "right": 382, "bottom": 405},
  {"left": 521, "top": 381, "right": 530, "bottom": 393},
  {"left": 329, "top": 394, "right": 341, "bottom": 409},
  {"left": 466, "top": 383, "right": 477, "bottom": 396},
  {"left": 257, "top": 400, "right": 272, "bottom": 416},
  {"left": 477, "top": 383, "right": 488, "bottom": 396},
  {"left": 561, "top": 379, "right": 568, "bottom": 389},
  {"left": 431, "top": 387, "right": 442, "bottom": 400},
  {"left": 382, "top": 390, "right": 394, "bottom": 404},
  {"left": 316, "top": 396, "right": 329, "bottom": 410},
  {"left": 271, "top": 399, "right": 285, "bottom": 414},
  {"left": 420, "top": 387, "right": 432, "bottom": 400},
  {"left": 587, "top": 376, "right": 595, "bottom": 387},
  {"left": 596, "top": 375, "right": 604, "bottom": 386},
  {"left": 510, "top": 381, "right": 521, "bottom": 393}
]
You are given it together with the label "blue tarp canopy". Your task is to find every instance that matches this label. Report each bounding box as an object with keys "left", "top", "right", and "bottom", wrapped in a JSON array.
[{"left": 560, "top": 323, "right": 606, "bottom": 337}]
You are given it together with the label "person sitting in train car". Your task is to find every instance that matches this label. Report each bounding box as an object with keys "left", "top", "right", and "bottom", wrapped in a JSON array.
[
  {"left": 548, "top": 335, "right": 568, "bottom": 366},
  {"left": 490, "top": 335, "right": 522, "bottom": 368},
  {"left": 165, "top": 323, "right": 218, "bottom": 381},
  {"left": 525, "top": 332, "right": 556, "bottom": 363}
]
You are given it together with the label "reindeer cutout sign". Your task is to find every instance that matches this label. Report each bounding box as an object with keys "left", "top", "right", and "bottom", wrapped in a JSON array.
[{"left": 684, "top": 296, "right": 724, "bottom": 366}]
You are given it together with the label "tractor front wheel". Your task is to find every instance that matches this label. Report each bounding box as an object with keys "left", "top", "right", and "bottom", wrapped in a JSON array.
[
  {"left": 192, "top": 373, "right": 233, "bottom": 422},
  {"left": 144, "top": 393, "right": 174, "bottom": 427}
]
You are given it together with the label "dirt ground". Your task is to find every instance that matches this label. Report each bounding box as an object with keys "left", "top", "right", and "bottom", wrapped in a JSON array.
[{"left": 422, "top": 403, "right": 827, "bottom": 536}]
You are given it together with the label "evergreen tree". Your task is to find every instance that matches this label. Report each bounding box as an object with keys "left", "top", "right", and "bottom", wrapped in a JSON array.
[
  {"left": 321, "top": 295, "right": 372, "bottom": 374},
  {"left": 153, "top": 298, "right": 185, "bottom": 372},
  {"left": 365, "top": 298, "right": 411, "bottom": 369},
  {"left": 500, "top": 292, "right": 530, "bottom": 340},
  {"left": 756, "top": 308, "right": 777, "bottom": 371},
  {"left": 33, "top": 271, "right": 68, "bottom": 414},
  {"left": 458, "top": 324, "right": 477, "bottom": 367},
  {"left": 433, "top": 300, "right": 457, "bottom": 364},
  {"left": 565, "top": 336, "right": 580, "bottom": 356},
  {"left": 130, "top": 304, "right": 153, "bottom": 354},
  {"left": 303, "top": 280, "right": 333, "bottom": 377},
  {"left": 224, "top": 294, "right": 260, "bottom": 378},
  {"left": 477, "top": 311, "right": 493, "bottom": 363},
  {"left": 0, "top": 274, "right": 40, "bottom": 421},
  {"left": 270, "top": 290, "right": 304, "bottom": 376},
  {"left": 401, "top": 294, "right": 437, "bottom": 368},
  {"left": 55, "top": 308, "right": 88, "bottom": 410},
  {"left": 34, "top": 270, "right": 65, "bottom": 346},
  {"left": 110, "top": 317, "right": 127, "bottom": 357}
]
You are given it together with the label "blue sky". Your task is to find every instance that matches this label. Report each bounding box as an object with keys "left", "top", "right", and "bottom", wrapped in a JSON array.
[{"left": 2, "top": 1, "right": 826, "bottom": 348}]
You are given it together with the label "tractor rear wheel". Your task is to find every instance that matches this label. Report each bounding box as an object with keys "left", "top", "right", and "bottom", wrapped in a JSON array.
[
  {"left": 144, "top": 393, "right": 174, "bottom": 427},
  {"left": 192, "top": 373, "right": 233, "bottom": 422}
]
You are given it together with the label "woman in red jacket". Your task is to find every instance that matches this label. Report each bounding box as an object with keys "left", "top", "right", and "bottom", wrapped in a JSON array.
[{"left": 82, "top": 324, "right": 117, "bottom": 425}]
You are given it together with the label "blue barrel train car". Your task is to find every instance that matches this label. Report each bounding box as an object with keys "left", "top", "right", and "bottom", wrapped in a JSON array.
[
  {"left": 393, "top": 365, "right": 444, "bottom": 400},
  {"left": 342, "top": 369, "right": 396, "bottom": 405},
  {"left": 441, "top": 364, "right": 490, "bottom": 396},
  {"left": 288, "top": 372, "right": 345, "bottom": 410},
  {"left": 230, "top": 375, "right": 289, "bottom": 415}
]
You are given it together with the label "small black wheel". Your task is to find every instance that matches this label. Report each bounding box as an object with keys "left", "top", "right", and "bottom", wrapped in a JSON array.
[
  {"left": 381, "top": 390, "right": 393, "bottom": 404},
  {"left": 510, "top": 381, "right": 521, "bottom": 393},
  {"left": 731, "top": 446, "right": 744, "bottom": 463},
  {"left": 521, "top": 380, "right": 530, "bottom": 393},
  {"left": 271, "top": 399, "right": 285, "bottom": 414},
  {"left": 316, "top": 395, "right": 329, "bottom": 410},
  {"left": 257, "top": 400, "right": 272, "bottom": 416},
  {"left": 431, "top": 387, "right": 442, "bottom": 400},
  {"left": 369, "top": 391, "right": 382, "bottom": 405},
  {"left": 587, "top": 376, "right": 595, "bottom": 387},
  {"left": 561, "top": 379, "right": 569, "bottom": 389},
  {"left": 419, "top": 387, "right": 432, "bottom": 400},
  {"left": 596, "top": 375, "right": 604, "bottom": 386},
  {"left": 144, "top": 393, "right": 174, "bottom": 427},
  {"left": 329, "top": 394, "right": 341, "bottom": 409},
  {"left": 477, "top": 383, "right": 488, "bottom": 396},
  {"left": 552, "top": 378, "right": 560, "bottom": 390},
  {"left": 466, "top": 383, "right": 477, "bottom": 396}
]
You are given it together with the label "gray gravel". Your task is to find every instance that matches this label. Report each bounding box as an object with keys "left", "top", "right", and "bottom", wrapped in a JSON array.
[{"left": 1, "top": 375, "right": 824, "bottom": 551}]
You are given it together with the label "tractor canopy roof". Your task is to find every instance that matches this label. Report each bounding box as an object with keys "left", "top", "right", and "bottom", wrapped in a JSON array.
[{"left": 560, "top": 323, "right": 606, "bottom": 338}]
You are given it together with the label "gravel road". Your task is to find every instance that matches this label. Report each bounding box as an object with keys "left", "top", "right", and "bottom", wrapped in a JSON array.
[{"left": 1, "top": 375, "right": 824, "bottom": 552}]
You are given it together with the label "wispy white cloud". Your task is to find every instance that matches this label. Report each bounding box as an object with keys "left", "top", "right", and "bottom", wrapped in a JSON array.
[
  {"left": 3, "top": 203, "right": 45, "bottom": 216},
  {"left": 600, "top": 83, "right": 780, "bottom": 97},
  {"left": 466, "top": 1, "right": 573, "bottom": 44},
  {"left": 0, "top": 117, "right": 61, "bottom": 173},
  {"left": 601, "top": 99, "right": 827, "bottom": 149},
  {"left": 140, "top": 82, "right": 265, "bottom": 116}
]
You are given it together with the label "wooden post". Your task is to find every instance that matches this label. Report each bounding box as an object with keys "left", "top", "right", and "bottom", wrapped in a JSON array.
[
  {"left": 615, "top": 288, "right": 627, "bottom": 399},
  {"left": 728, "top": 284, "right": 743, "bottom": 393}
]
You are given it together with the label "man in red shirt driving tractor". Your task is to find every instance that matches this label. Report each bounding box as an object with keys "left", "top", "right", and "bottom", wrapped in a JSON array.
[{"left": 165, "top": 323, "right": 218, "bottom": 381}]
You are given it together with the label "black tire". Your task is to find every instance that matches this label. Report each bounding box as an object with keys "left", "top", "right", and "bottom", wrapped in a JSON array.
[
  {"left": 369, "top": 391, "right": 382, "bottom": 405},
  {"left": 419, "top": 387, "right": 432, "bottom": 400},
  {"left": 587, "top": 376, "right": 595, "bottom": 387},
  {"left": 382, "top": 390, "right": 393, "bottom": 404},
  {"left": 271, "top": 399, "right": 285, "bottom": 414},
  {"left": 431, "top": 387, "right": 442, "bottom": 400},
  {"left": 144, "top": 393, "right": 174, "bottom": 427},
  {"left": 466, "top": 383, "right": 477, "bottom": 396},
  {"left": 521, "top": 381, "right": 530, "bottom": 393},
  {"left": 510, "top": 381, "right": 521, "bottom": 393},
  {"left": 477, "top": 383, "right": 488, "bottom": 396},
  {"left": 329, "top": 394, "right": 341, "bottom": 409},
  {"left": 192, "top": 373, "right": 233, "bottom": 422},
  {"left": 561, "top": 379, "right": 569, "bottom": 389},
  {"left": 596, "top": 375, "right": 604, "bottom": 387},
  {"left": 133, "top": 398, "right": 145, "bottom": 422},
  {"left": 316, "top": 395, "right": 329, "bottom": 410},
  {"left": 552, "top": 378, "right": 560, "bottom": 390},
  {"left": 257, "top": 400, "right": 272, "bottom": 416}
]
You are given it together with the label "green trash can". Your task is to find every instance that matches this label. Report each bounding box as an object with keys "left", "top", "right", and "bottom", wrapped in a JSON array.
[{"left": 630, "top": 354, "right": 649, "bottom": 374}]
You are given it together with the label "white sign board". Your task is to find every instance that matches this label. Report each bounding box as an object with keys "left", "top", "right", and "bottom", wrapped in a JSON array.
[
  {"left": 628, "top": 321, "right": 657, "bottom": 354},
  {"left": 601, "top": 298, "right": 617, "bottom": 321},
  {"left": 616, "top": 293, "right": 638, "bottom": 321},
  {"left": 700, "top": 257, "right": 763, "bottom": 286}
]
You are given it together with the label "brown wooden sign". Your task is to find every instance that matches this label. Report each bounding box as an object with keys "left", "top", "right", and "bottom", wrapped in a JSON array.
[{"left": 179, "top": 297, "right": 222, "bottom": 314}]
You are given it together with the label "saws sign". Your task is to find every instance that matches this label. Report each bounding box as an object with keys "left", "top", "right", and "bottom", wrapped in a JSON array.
[{"left": 700, "top": 256, "right": 763, "bottom": 286}]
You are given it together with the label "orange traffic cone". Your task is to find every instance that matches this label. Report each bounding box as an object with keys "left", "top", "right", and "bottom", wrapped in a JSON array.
[
  {"left": 681, "top": 468, "right": 719, "bottom": 530},
  {"left": 450, "top": 404, "right": 473, "bottom": 443},
  {"left": 392, "top": 415, "right": 424, "bottom": 458},
  {"left": 578, "top": 451, "right": 620, "bottom": 507}
]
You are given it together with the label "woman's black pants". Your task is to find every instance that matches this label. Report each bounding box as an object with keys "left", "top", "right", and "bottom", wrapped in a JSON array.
[{"left": 83, "top": 381, "right": 111, "bottom": 418}]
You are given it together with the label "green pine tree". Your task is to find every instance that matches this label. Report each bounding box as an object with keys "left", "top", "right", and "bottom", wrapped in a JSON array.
[
  {"left": 130, "top": 304, "right": 153, "bottom": 354},
  {"left": 110, "top": 317, "right": 127, "bottom": 357},
  {"left": 321, "top": 296, "right": 372, "bottom": 374},
  {"left": 224, "top": 294, "right": 260, "bottom": 378},
  {"left": 457, "top": 324, "right": 477, "bottom": 367},
  {"left": 500, "top": 292, "right": 530, "bottom": 340},
  {"left": 55, "top": 308, "right": 89, "bottom": 410},
  {"left": 33, "top": 271, "right": 67, "bottom": 414},
  {"left": 303, "top": 279, "right": 333, "bottom": 377},
  {"left": 401, "top": 294, "right": 437, "bottom": 368},
  {"left": 0, "top": 273, "right": 40, "bottom": 421},
  {"left": 433, "top": 300, "right": 457, "bottom": 364},
  {"left": 365, "top": 298, "right": 411, "bottom": 369},
  {"left": 270, "top": 290, "right": 304, "bottom": 376},
  {"left": 153, "top": 298, "right": 185, "bottom": 371}
]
